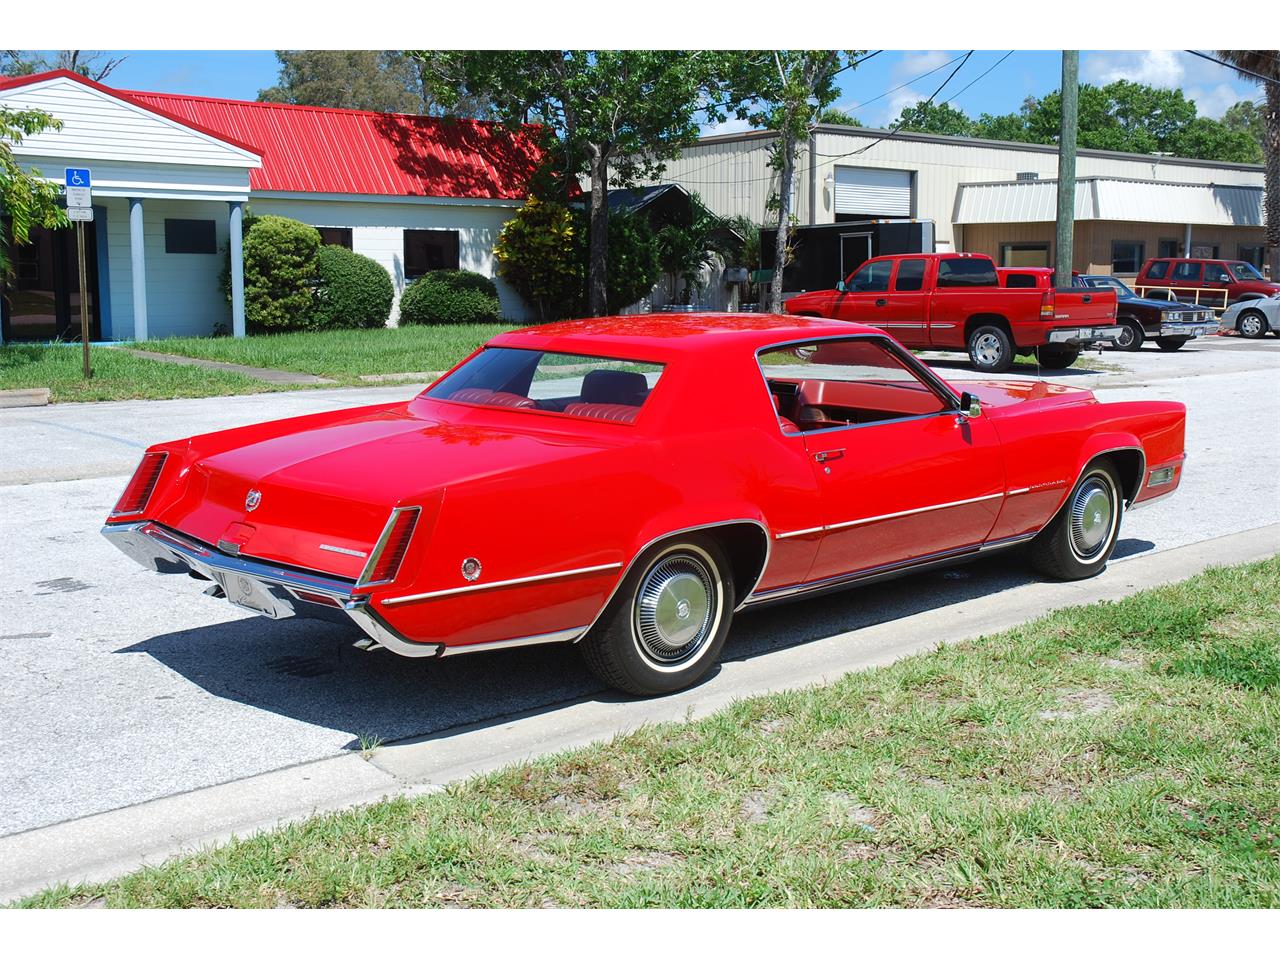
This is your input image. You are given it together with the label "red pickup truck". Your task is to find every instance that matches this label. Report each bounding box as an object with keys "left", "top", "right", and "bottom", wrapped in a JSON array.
[{"left": 783, "top": 252, "right": 1121, "bottom": 373}]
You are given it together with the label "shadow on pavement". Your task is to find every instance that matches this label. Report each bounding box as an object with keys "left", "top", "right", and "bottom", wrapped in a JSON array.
[{"left": 117, "top": 551, "right": 1047, "bottom": 749}]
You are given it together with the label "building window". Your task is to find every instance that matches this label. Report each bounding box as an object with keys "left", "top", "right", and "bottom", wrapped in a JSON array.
[
  {"left": 403, "top": 229, "right": 460, "bottom": 279},
  {"left": 317, "top": 227, "right": 353, "bottom": 249},
  {"left": 1111, "top": 241, "right": 1145, "bottom": 274},
  {"left": 1190, "top": 244, "right": 1219, "bottom": 259},
  {"left": 1238, "top": 244, "right": 1264, "bottom": 269},
  {"left": 164, "top": 219, "right": 216, "bottom": 255},
  {"left": 1000, "top": 242, "right": 1050, "bottom": 268},
  {"left": 1158, "top": 238, "right": 1180, "bottom": 259}
]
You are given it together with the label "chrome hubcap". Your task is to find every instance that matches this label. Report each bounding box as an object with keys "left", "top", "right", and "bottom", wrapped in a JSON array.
[
  {"left": 1241, "top": 315, "right": 1262, "bottom": 336},
  {"left": 1070, "top": 476, "right": 1115, "bottom": 560},
  {"left": 1117, "top": 325, "right": 1136, "bottom": 347},
  {"left": 634, "top": 553, "right": 716, "bottom": 666},
  {"left": 973, "top": 333, "right": 1002, "bottom": 366}
]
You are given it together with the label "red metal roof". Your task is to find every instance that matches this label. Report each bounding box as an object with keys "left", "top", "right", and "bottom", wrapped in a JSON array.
[{"left": 124, "top": 90, "right": 545, "bottom": 200}]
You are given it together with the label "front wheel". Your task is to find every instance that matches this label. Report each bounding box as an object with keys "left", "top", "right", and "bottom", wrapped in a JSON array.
[
  {"left": 1027, "top": 461, "right": 1123, "bottom": 580},
  {"left": 1156, "top": 337, "right": 1189, "bottom": 351},
  {"left": 579, "top": 536, "right": 734, "bottom": 696},
  {"left": 1237, "top": 309, "right": 1269, "bottom": 339},
  {"left": 967, "top": 325, "right": 1014, "bottom": 373},
  {"left": 1035, "top": 345, "right": 1081, "bottom": 370}
]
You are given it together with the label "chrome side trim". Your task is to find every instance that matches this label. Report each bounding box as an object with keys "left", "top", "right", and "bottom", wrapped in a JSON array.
[
  {"left": 824, "top": 492, "right": 1004, "bottom": 532},
  {"left": 978, "top": 531, "right": 1038, "bottom": 551},
  {"left": 437, "top": 626, "right": 587, "bottom": 657},
  {"left": 379, "top": 562, "right": 623, "bottom": 608},
  {"left": 577, "top": 518, "right": 773, "bottom": 637},
  {"left": 773, "top": 525, "right": 825, "bottom": 540},
  {"left": 357, "top": 506, "right": 422, "bottom": 588}
]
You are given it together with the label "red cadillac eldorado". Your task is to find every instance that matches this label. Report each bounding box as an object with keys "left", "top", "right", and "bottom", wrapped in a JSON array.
[{"left": 103, "top": 315, "right": 1186, "bottom": 695}]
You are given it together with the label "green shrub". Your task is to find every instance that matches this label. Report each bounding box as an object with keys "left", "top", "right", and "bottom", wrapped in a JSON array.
[
  {"left": 241, "top": 216, "right": 320, "bottom": 332},
  {"left": 494, "top": 196, "right": 583, "bottom": 323},
  {"left": 312, "top": 245, "right": 394, "bottom": 330},
  {"left": 399, "top": 270, "right": 502, "bottom": 325},
  {"left": 599, "top": 207, "right": 660, "bottom": 313}
]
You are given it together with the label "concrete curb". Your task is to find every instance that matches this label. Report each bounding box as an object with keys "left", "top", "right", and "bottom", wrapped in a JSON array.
[
  {"left": 118, "top": 348, "right": 336, "bottom": 385},
  {"left": 0, "top": 388, "right": 50, "bottom": 409},
  {"left": 2, "top": 522, "right": 1276, "bottom": 903}
]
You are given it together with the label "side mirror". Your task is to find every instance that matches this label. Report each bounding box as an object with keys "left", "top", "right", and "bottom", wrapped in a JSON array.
[
  {"left": 959, "top": 392, "right": 981, "bottom": 419},
  {"left": 835, "top": 280, "right": 848, "bottom": 293}
]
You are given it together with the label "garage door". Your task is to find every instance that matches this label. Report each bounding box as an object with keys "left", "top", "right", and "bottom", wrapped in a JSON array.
[{"left": 834, "top": 166, "right": 913, "bottom": 217}]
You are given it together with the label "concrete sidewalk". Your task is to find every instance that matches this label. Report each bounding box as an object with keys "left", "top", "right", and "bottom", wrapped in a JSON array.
[{"left": 3, "top": 522, "right": 1275, "bottom": 904}]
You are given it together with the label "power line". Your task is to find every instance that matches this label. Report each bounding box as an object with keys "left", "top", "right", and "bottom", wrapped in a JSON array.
[
  {"left": 940, "top": 50, "right": 1013, "bottom": 107},
  {"left": 841, "top": 52, "right": 969, "bottom": 113},
  {"left": 1184, "top": 50, "right": 1280, "bottom": 87}
]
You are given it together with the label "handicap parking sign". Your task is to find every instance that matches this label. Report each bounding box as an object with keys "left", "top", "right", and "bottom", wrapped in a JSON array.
[{"left": 65, "top": 168, "right": 91, "bottom": 188}]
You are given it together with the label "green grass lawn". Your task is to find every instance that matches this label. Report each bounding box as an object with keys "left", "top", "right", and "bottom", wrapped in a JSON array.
[
  {"left": 131, "top": 324, "right": 513, "bottom": 383},
  {"left": 19, "top": 557, "right": 1280, "bottom": 908},
  {"left": 0, "top": 343, "right": 272, "bottom": 403}
]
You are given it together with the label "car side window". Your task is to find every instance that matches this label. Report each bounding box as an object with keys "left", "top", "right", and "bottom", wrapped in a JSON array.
[
  {"left": 848, "top": 260, "right": 892, "bottom": 292},
  {"left": 1204, "top": 263, "right": 1230, "bottom": 283},
  {"left": 893, "top": 258, "right": 926, "bottom": 291},
  {"left": 1172, "top": 262, "right": 1202, "bottom": 283},
  {"left": 1145, "top": 260, "right": 1170, "bottom": 280},
  {"left": 759, "top": 337, "right": 950, "bottom": 434}
]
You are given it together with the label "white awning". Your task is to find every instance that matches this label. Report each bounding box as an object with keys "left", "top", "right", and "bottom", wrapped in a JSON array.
[{"left": 954, "top": 177, "right": 1263, "bottom": 227}]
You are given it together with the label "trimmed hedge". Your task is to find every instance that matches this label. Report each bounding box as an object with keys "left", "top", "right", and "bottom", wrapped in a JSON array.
[
  {"left": 313, "top": 245, "right": 394, "bottom": 330},
  {"left": 399, "top": 270, "right": 502, "bottom": 325},
  {"left": 241, "top": 216, "right": 320, "bottom": 332}
]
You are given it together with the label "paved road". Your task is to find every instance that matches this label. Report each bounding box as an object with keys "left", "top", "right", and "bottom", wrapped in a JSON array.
[{"left": 1, "top": 337, "right": 1277, "bottom": 837}]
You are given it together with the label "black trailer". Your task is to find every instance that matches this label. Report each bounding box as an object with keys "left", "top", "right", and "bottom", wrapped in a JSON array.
[{"left": 759, "top": 219, "right": 935, "bottom": 295}]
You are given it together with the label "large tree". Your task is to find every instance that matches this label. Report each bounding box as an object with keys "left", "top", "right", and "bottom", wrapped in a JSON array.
[
  {"left": 422, "top": 51, "right": 726, "bottom": 316},
  {"left": 722, "top": 51, "right": 855, "bottom": 313},
  {"left": 1216, "top": 51, "right": 1280, "bottom": 279},
  {"left": 895, "top": 100, "right": 974, "bottom": 137},
  {"left": 2, "top": 50, "right": 126, "bottom": 81},
  {"left": 1, "top": 107, "right": 69, "bottom": 276}
]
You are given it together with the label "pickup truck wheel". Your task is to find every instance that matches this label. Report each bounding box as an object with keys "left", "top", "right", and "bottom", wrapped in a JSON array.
[
  {"left": 1114, "top": 319, "right": 1145, "bottom": 351},
  {"left": 579, "top": 536, "right": 734, "bottom": 697},
  {"left": 1237, "top": 309, "right": 1269, "bottom": 339},
  {"left": 1028, "top": 461, "right": 1123, "bottom": 581},
  {"left": 1156, "top": 337, "right": 1189, "bottom": 351},
  {"left": 1035, "top": 346, "right": 1081, "bottom": 370},
  {"left": 967, "top": 325, "right": 1014, "bottom": 373}
]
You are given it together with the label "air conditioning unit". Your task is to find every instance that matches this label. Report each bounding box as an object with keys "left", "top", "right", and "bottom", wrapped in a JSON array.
[{"left": 1016, "top": 171, "right": 1040, "bottom": 181}]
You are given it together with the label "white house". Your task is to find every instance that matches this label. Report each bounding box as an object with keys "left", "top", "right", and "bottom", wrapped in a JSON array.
[{"left": 0, "top": 70, "right": 542, "bottom": 343}]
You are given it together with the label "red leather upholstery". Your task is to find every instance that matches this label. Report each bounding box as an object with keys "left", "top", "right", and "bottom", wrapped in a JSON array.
[
  {"left": 446, "top": 387, "right": 534, "bottom": 408},
  {"left": 564, "top": 402, "right": 639, "bottom": 424},
  {"left": 778, "top": 415, "right": 800, "bottom": 434}
]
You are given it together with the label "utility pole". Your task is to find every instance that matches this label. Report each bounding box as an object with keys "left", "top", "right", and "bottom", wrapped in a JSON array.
[{"left": 1054, "top": 50, "right": 1079, "bottom": 286}]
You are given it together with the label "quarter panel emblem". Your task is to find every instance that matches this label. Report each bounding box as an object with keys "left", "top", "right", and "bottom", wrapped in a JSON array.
[
  {"left": 245, "top": 489, "right": 262, "bottom": 512},
  {"left": 461, "top": 557, "right": 482, "bottom": 581}
]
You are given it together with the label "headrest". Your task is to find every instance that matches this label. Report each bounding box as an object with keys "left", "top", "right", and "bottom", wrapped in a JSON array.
[{"left": 580, "top": 369, "right": 649, "bottom": 405}]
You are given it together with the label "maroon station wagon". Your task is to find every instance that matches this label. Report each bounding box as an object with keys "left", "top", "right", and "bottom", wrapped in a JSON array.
[{"left": 1135, "top": 258, "right": 1279, "bottom": 308}]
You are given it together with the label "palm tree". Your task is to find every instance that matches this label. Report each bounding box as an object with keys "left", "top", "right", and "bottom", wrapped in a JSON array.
[{"left": 1216, "top": 51, "right": 1280, "bottom": 279}]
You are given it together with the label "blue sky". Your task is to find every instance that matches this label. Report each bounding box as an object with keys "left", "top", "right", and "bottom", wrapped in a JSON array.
[{"left": 31, "top": 49, "right": 1262, "bottom": 129}]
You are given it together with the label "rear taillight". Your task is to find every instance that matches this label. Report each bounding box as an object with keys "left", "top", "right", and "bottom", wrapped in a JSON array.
[
  {"left": 111, "top": 452, "right": 168, "bottom": 517},
  {"left": 358, "top": 506, "right": 421, "bottom": 587},
  {"left": 1040, "top": 291, "right": 1054, "bottom": 320}
]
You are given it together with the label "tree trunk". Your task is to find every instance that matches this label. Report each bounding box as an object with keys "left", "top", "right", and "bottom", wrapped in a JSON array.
[
  {"left": 1265, "top": 80, "right": 1280, "bottom": 280},
  {"left": 769, "top": 133, "right": 796, "bottom": 314},
  {"left": 587, "top": 148, "right": 609, "bottom": 317}
]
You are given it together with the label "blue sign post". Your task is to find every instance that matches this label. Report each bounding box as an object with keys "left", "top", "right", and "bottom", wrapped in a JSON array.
[{"left": 64, "top": 168, "right": 94, "bottom": 377}]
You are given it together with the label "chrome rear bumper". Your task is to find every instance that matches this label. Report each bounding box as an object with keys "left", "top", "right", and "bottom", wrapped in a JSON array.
[
  {"left": 1046, "top": 325, "right": 1123, "bottom": 346},
  {"left": 101, "top": 521, "right": 444, "bottom": 657}
]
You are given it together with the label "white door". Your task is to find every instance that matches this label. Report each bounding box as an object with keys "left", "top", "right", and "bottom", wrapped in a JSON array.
[{"left": 834, "top": 167, "right": 913, "bottom": 217}]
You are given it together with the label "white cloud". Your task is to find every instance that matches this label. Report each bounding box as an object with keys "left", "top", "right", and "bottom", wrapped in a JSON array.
[
  {"left": 700, "top": 115, "right": 754, "bottom": 137},
  {"left": 895, "top": 50, "right": 950, "bottom": 79},
  {"left": 882, "top": 87, "right": 926, "bottom": 127},
  {"left": 1080, "top": 50, "right": 1260, "bottom": 119}
]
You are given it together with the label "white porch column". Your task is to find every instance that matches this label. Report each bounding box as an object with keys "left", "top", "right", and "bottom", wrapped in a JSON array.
[
  {"left": 228, "top": 201, "right": 246, "bottom": 338},
  {"left": 128, "top": 198, "right": 148, "bottom": 341}
]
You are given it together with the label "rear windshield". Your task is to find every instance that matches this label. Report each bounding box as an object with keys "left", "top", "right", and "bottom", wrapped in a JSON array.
[
  {"left": 425, "top": 348, "right": 664, "bottom": 424},
  {"left": 937, "top": 258, "right": 998, "bottom": 287}
]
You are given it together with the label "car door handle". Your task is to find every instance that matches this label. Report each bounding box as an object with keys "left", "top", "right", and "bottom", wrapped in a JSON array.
[
  {"left": 813, "top": 449, "right": 845, "bottom": 462},
  {"left": 1082, "top": 294, "right": 1092, "bottom": 303},
  {"left": 875, "top": 298, "right": 888, "bottom": 307}
]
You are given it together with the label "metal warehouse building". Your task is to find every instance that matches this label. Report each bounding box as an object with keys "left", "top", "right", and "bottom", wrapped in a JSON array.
[
  {"left": 0, "top": 70, "right": 542, "bottom": 344},
  {"left": 653, "top": 125, "right": 1266, "bottom": 279}
]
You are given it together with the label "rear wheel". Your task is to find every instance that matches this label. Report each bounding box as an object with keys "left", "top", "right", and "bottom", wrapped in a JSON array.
[
  {"left": 1237, "top": 309, "right": 1269, "bottom": 339},
  {"left": 1035, "top": 346, "right": 1081, "bottom": 369},
  {"left": 579, "top": 536, "right": 734, "bottom": 696},
  {"left": 1156, "top": 337, "right": 1189, "bottom": 351},
  {"left": 1114, "top": 318, "right": 1145, "bottom": 351},
  {"left": 1028, "top": 461, "right": 1123, "bottom": 581},
  {"left": 967, "top": 325, "right": 1014, "bottom": 373}
]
